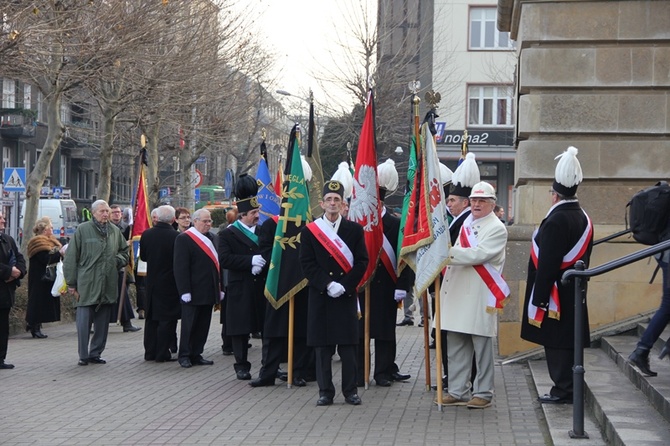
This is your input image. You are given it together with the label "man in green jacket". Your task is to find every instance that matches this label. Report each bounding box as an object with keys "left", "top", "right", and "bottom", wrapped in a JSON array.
[{"left": 63, "top": 200, "right": 129, "bottom": 366}]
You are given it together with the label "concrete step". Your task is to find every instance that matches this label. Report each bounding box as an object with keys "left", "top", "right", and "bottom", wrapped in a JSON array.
[
  {"left": 584, "top": 346, "right": 670, "bottom": 445},
  {"left": 600, "top": 334, "right": 670, "bottom": 425}
]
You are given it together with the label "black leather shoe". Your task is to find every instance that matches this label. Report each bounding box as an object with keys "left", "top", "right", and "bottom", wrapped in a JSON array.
[
  {"left": 277, "top": 369, "right": 288, "bottom": 382},
  {"left": 123, "top": 325, "right": 141, "bottom": 333},
  {"left": 88, "top": 357, "right": 106, "bottom": 364},
  {"left": 178, "top": 358, "right": 192, "bottom": 368},
  {"left": 292, "top": 377, "right": 306, "bottom": 387},
  {"left": 236, "top": 371, "right": 252, "bottom": 380},
  {"left": 376, "top": 378, "right": 392, "bottom": 387},
  {"left": 0, "top": 361, "right": 15, "bottom": 369},
  {"left": 391, "top": 372, "right": 411, "bottom": 381},
  {"left": 345, "top": 394, "right": 362, "bottom": 405},
  {"left": 396, "top": 319, "right": 414, "bottom": 326},
  {"left": 249, "top": 377, "right": 275, "bottom": 387},
  {"left": 429, "top": 341, "right": 436, "bottom": 349},
  {"left": 538, "top": 394, "right": 572, "bottom": 404},
  {"left": 628, "top": 348, "right": 657, "bottom": 377},
  {"left": 78, "top": 359, "right": 88, "bottom": 366},
  {"left": 316, "top": 396, "right": 333, "bottom": 406},
  {"left": 192, "top": 358, "right": 214, "bottom": 366}
]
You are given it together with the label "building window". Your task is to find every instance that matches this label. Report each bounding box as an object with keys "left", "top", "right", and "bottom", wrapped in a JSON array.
[
  {"left": 23, "top": 84, "right": 31, "bottom": 110},
  {"left": 3, "top": 146, "right": 10, "bottom": 169},
  {"left": 60, "top": 155, "right": 67, "bottom": 187},
  {"left": 469, "top": 8, "right": 513, "bottom": 50},
  {"left": 2, "top": 78, "right": 16, "bottom": 108},
  {"left": 468, "top": 85, "right": 514, "bottom": 127}
]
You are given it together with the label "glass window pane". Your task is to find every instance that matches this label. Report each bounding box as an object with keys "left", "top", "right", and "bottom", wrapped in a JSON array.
[
  {"left": 497, "top": 99, "right": 508, "bottom": 125},
  {"left": 469, "top": 99, "right": 479, "bottom": 125},
  {"left": 484, "top": 22, "right": 495, "bottom": 48},
  {"left": 471, "top": 22, "right": 481, "bottom": 48},
  {"left": 499, "top": 32, "right": 509, "bottom": 48},
  {"left": 483, "top": 86, "right": 494, "bottom": 97},
  {"left": 483, "top": 99, "right": 493, "bottom": 124}
]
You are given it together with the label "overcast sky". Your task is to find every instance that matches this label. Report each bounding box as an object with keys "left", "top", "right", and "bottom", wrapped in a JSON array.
[{"left": 247, "top": 0, "right": 375, "bottom": 114}]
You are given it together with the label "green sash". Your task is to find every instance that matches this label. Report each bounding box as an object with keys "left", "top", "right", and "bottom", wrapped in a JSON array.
[{"left": 231, "top": 220, "right": 258, "bottom": 244}]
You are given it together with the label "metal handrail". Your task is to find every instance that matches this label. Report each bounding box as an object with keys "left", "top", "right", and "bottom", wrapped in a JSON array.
[
  {"left": 560, "top": 239, "right": 670, "bottom": 439},
  {"left": 593, "top": 228, "right": 630, "bottom": 246}
]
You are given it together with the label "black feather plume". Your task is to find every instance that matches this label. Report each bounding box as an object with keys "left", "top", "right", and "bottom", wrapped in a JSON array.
[{"left": 235, "top": 173, "right": 258, "bottom": 199}]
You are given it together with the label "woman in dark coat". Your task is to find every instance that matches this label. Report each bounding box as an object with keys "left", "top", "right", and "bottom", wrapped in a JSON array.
[{"left": 25, "top": 217, "right": 63, "bottom": 338}]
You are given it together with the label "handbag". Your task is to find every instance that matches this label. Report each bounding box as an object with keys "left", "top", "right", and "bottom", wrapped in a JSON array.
[{"left": 41, "top": 263, "right": 58, "bottom": 282}]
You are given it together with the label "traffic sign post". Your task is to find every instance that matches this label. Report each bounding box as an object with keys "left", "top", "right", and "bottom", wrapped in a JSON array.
[{"left": 2, "top": 168, "right": 26, "bottom": 241}]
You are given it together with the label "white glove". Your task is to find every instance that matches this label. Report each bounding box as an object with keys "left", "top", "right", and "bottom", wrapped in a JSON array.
[
  {"left": 327, "top": 282, "right": 346, "bottom": 298},
  {"left": 394, "top": 290, "right": 407, "bottom": 302},
  {"left": 251, "top": 255, "right": 266, "bottom": 268},
  {"left": 181, "top": 293, "right": 192, "bottom": 303},
  {"left": 252, "top": 265, "right": 262, "bottom": 275},
  {"left": 220, "top": 291, "right": 225, "bottom": 301}
]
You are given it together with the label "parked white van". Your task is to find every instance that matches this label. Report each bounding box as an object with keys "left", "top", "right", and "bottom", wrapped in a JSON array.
[{"left": 19, "top": 199, "right": 79, "bottom": 242}]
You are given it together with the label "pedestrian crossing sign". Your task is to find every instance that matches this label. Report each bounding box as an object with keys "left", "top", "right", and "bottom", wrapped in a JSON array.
[{"left": 3, "top": 167, "right": 26, "bottom": 192}]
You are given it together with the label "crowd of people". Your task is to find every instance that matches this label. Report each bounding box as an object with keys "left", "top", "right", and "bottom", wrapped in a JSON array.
[{"left": 7, "top": 146, "right": 669, "bottom": 412}]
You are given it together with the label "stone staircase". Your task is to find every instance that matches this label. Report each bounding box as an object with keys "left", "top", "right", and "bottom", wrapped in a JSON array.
[{"left": 528, "top": 322, "right": 670, "bottom": 445}]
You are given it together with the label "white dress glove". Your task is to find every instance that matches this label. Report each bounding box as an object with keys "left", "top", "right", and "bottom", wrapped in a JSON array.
[
  {"left": 394, "top": 290, "right": 407, "bottom": 302},
  {"left": 326, "top": 282, "right": 346, "bottom": 298},
  {"left": 251, "top": 255, "right": 266, "bottom": 268},
  {"left": 181, "top": 293, "right": 192, "bottom": 303},
  {"left": 252, "top": 265, "right": 262, "bottom": 275},
  {"left": 220, "top": 291, "right": 225, "bottom": 301}
]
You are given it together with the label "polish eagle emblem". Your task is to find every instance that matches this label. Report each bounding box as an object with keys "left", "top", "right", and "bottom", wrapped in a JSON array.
[{"left": 349, "top": 165, "right": 379, "bottom": 231}]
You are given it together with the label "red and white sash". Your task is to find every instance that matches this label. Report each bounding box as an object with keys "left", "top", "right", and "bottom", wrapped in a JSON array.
[
  {"left": 458, "top": 215, "right": 510, "bottom": 312},
  {"left": 306, "top": 218, "right": 354, "bottom": 273},
  {"left": 527, "top": 207, "right": 593, "bottom": 328},
  {"left": 185, "top": 227, "right": 219, "bottom": 273},
  {"left": 380, "top": 234, "right": 397, "bottom": 283}
]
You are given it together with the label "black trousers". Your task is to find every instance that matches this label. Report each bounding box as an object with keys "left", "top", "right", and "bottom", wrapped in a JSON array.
[
  {"left": 144, "top": 319, "right": 178, "bottom": 361},
  {"left": 545, "top": 346, "right": 574, "bottom": 399},
  {"left": 357, "top": 338, "right": 396, "bottom": 382},
  {"left": 178, "top": 304, "right": 212, "bottom": 360},
  {"left": 231, "top": 335, "right": 250, "bottom": 372},
  {"left": 0, "top": 308, "right": 9, "bottom": 361},
  {"left": 315, "top": 344, "right": 357, "bottom": 399},
  {"left": 258, "top": 336, "right": 310, "bottom": 381}
]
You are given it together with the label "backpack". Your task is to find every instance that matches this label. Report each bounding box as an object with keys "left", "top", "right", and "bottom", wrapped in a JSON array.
[{"left": 626, "top": 181, "right": 670, "bottom": 246}]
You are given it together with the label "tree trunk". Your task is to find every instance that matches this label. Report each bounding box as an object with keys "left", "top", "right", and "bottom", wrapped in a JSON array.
[
  {"left": 20, "top": 94, "right": 65, "bottom": 254},
  {"left": 96, "top": 108, "right": 116, "bottom": 202}
]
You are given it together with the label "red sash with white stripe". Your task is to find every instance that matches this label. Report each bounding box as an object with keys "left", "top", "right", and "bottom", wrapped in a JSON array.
[
  {"left": 185, "top": 227, "right": 219, "bottom": 274},
  {"left": 306, "top": 218, "right": 354, "bottom": 273},
  {"left": 380, "top": 234, "right": 397, "bottom": 283},
  {"left": 527, "top": 208, "right": 593, "bottom": 328},
  {"left": 458, "top": 218, "right": 510, "bottom": 312}
]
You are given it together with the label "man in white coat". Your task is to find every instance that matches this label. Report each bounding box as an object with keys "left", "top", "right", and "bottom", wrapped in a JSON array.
[{"left": 440, "top": 181, "right": 509, "bottom": 409}]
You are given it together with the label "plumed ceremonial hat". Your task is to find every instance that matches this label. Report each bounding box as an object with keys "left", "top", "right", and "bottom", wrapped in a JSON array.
[
  {"left": 322, "top": 180, "right": 345, "bottom": 199},
  {"left": 377, "top": 159, "right": 398, "bottom": 202},
  {"left": 301, "top": 155, "right": 313, "bottom": 182},
  {"left": 553, "top": 146, "right": 583, "bottom": 197},
  {"left": 330, "top": 161, "right": 353, "bottom": 200},
  {"left": 450, "top": 152, "right": 480, "bottom": 198},
  {"left": 235, "top": 173, "right": 260, "bottom": 213}
]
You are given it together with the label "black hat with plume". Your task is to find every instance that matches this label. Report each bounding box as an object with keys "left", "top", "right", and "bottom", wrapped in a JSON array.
[{"left": 235, "top": 173, "right": 260, "bottom": 213}]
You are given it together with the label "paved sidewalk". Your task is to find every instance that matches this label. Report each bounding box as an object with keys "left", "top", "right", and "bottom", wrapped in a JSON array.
[{"left": 1, "top": 313, "right": 548, "bottom": 445}]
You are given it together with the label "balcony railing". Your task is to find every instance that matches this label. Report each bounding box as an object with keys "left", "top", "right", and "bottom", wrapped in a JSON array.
[{"left": 0, "top": 111, "right": 36, "bottom": 138}]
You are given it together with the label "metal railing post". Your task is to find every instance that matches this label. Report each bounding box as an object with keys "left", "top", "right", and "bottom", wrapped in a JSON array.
[{"left": 569, "top": 260, "right": 589, "bottom": 439}]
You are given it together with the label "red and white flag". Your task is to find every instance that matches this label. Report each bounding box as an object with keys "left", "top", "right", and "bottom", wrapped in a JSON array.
[{"left": 349, "top": 90, "right": 382, "bottom": 290}]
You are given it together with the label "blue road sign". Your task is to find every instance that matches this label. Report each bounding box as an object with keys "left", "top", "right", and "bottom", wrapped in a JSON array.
[{"left": 3, "top": 167, "right": 26, "bottom": 192}]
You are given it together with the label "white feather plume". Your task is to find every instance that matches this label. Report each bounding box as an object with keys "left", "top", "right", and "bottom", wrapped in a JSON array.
[
  {"left": 451, "top": 152, "right": 480, "bottom": 188},
  {"left": 300, "top": 155, "right": 313, "bottom": 182},
  {"left": 554, "top": 146, "right": 583, "bottom": 187},
  {"left": 439, "top": 163, "right": 453, "bottom": 186},
  {"left": 331, "top": 161, "right": 353, "bottom": 199},
  {"left": 377, "top": 159, "right": 398, "bottom": 192}
]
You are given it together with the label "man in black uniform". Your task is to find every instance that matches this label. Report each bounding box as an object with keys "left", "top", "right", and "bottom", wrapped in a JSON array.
[
  {"left": 173, "top": 208, "right": 220, "bottom": 368},
  {"left": 521, "top": 146, "right": 593, "bottom": 404},
  {"left": 139, "top": 205, "right": 180, "bottom": 362},
  {"left": 300, "top": 180, "right": 368, "bottom": 406},
  {"left": 109, "top": 204, "right": 140, "bottom": 332},
  {"left": 357, "top": 160, "right": 412, "bottom": 387},
  {"left": 219, "top": 174, "right": 266, "bottom": 380}
]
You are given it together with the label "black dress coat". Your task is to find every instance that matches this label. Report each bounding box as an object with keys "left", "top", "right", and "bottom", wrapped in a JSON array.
[
  {"left": 257, "top": 217, "right": 309, "bottom": 338},
  {"left": 0, "top": 233, "right": 27, "bottom": 309},
  {"left": 173, "top": 230, "right": 220, "bottom": 306},
  {"left": 26, "top": 247, "right": 61, "bottom": 324},
  {"left": 358, "top": 211, "right": 413, "bottom": 340},
  {"left": 218, "top": 224, "right": 265, "bottom": 336},
  {"left": 300, "top": 218, "right": 368, "bottom": 347},
  {"left": 139, "top": 222, "right": 181, "bottom": 321},
  {"left": 449, "top": 209, "right": 471, "bottom": 246},
  {"left": 520, "top": 201, "right": 593, "bottom": 349}
]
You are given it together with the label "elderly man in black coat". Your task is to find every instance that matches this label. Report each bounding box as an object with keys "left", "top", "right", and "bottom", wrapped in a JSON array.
[
  {"left": 140, "top": 205, "right": 180, "bottom": 363},
  {"left": 173, "top": 209, "right": 221, "bottom": 368},
  {"left": 0, "top": 211, "right": 26, "bottom": 370},
  {"left": 300, "top": 180, "right": 368, "bottom": 407},
  {"left": 218, "top": 194, "right": 266, "bottom": 380}
]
